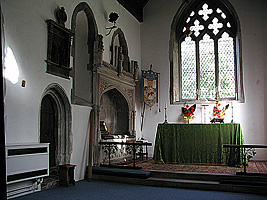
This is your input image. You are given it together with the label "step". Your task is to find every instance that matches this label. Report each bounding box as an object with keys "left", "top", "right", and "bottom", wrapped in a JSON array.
[
  {"left": 147, "top": 177, "right": 219, "bottom": 186},
  {"left": 92, "top": 166, "right": 151, "bottom": 179},
  {"left": 146, "top": 177, "right": 219, "bottom": 189},
  {"left": 145, "top": 176, "right": 267, "bottom": 195},
  {"left": 92, "top": 168, "right": 267, "bottom": 195},
  {"left": 149, "top": 169, "right": 267, "bottom": 183}
]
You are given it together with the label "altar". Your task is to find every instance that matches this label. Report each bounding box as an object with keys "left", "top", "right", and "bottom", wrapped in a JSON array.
[{"left": 153, "top": 123, "right": 246, "bottom": 166}]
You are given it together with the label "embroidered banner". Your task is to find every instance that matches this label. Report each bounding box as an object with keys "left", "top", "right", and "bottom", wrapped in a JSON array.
[{"left": 142, "top": 70, "right": 159, "bottom": 107}]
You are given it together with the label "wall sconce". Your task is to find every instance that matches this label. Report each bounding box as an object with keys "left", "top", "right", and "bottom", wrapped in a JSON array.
[{"left": 106, "top": 12, "right": 119, "bottom": 36}]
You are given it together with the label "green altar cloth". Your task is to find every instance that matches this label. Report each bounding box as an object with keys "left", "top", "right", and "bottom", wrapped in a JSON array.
[{"left": 153, "top": 123, "right": 246, "bottom": 166}]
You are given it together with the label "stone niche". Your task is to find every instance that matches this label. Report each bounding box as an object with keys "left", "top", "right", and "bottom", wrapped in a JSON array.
[
  {"left": 100, "top": 89, "right": 129, "bottom": 136},
  {"left": 98, "top": 61, "right": 138, "bottom": 164}
]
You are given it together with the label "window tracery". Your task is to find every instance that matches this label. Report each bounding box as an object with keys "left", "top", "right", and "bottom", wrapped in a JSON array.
[{"left": 170, "top": 0, "right": 244, "bottom": 103}]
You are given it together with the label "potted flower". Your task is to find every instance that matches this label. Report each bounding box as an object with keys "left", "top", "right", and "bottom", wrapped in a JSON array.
[
  {"left": 182, "top": 103, "right": 196, "bottom": 124},
  {"left": 211, "top": 100, "right": 229, "bottom": 123}
]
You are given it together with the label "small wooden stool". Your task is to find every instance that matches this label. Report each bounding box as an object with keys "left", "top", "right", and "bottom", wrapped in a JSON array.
[{"left": 58, "top": 164, "right": 76, "bottom": 187}]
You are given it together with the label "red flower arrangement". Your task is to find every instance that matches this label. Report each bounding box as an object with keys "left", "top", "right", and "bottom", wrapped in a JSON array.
[
  {"left": 213, "top": 101, "right": 229, "bottom": 118},
  {"left": 182, "top": 103, "right": 196, "bottom": 122},
  {"left": 185, "top": 27, "right": 194, "bottom": 37}
]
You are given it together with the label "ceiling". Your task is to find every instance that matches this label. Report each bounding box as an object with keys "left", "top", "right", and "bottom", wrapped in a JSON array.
[{"left": 117, "top": 0, "right": 150, "bottom": 22}]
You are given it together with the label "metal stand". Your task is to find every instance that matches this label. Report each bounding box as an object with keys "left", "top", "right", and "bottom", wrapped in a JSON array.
[
  {"left": 202, "top": 105, "right": 209, "bottom": 123},
  {"left": 99, "top": 141, "right": 152, "bottom": 169},
  {"left": 223, "top": 144, "right": 267, "bottom": 175},
  {"left": 163, "top": 107, "right": 168, "bottom": 124},
  {"left": 231, "top": 102, "right": 234, "bottom": 123}
]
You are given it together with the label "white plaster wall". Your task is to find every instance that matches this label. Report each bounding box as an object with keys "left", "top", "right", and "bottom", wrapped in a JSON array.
[
  {"left": 2, "top": 0, "right": 141, "bottom": 181},
  {"left": 71, "top": 105, "right": 91, "bottom": 181},
  {"left": 233, "top": 0, "right": 267, "bottom": 160},
  {"left": 140, "top": 0, "right": 267, "bottom": 160}
]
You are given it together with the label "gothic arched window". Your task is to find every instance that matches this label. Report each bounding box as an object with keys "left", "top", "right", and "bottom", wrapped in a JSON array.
[{"left": 170, "top": 0, "right": 244, "bottom": 103}]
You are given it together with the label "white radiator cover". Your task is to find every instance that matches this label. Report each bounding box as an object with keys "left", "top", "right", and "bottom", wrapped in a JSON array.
[
  {"left": 6, "top": 143, "right": 49, "bottom": 199},
  {"left": 6, "top": 143, "right": 49, "bottom": 184}
]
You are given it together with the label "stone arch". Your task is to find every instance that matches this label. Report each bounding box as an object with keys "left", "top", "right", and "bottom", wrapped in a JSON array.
[
  {"left": 100, "top": 88, "right": 130, "bottom": 135},
  {"left": 110, "top": 28, "right": 130, "bottom": 72},
  {"left": 71, "top": 2, "right": 98, "bottom": 70},
  {"left": 40, "top": 83, "right": 72, "bottom": 165},
  {"left": 100, "top": 85, "right": 132, "bottom": 109},
  {"left": 71, "top": 2, "right": 98, "bottom": 105}
]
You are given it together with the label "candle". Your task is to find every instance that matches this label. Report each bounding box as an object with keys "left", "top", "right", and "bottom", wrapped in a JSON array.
[{"left": 165, "top": 103, "right": 167, "bottom": 109}]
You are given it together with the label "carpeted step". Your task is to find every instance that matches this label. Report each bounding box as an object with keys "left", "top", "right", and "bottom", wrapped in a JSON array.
[
  {"left": 92, "top": 167, "right": 151, "bottom": 179},
  {"left": 149, "top": 169, "right": 229, "bottom": 182},
  {"left": 147, "top": 177, "right": 219, "bottom": 185},
  {"left": 146, "top": 177, "right": 267, "bottom": 195},
  {"left": 149, "top": 169, "right": 267, "bottom": 183},
  {"left": 146, "top": 177, "right": 219, "bottom": 189},
  {"left": 91, "top": 167, "right": 267, "bottom": 195},
  {"left": 220, "top": 179, "right": 267, "bottom": 186}
]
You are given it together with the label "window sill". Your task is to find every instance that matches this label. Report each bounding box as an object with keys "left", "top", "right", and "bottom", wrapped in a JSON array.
[{"left": 172, "top": 99, "right": 243, "bottom": 105}]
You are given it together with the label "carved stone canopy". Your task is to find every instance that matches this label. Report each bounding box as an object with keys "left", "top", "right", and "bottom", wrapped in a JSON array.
[{"left": 91, "top": 32, "right": 139, "bottom": 166}]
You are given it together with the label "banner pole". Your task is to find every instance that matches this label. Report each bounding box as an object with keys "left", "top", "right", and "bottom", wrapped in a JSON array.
[{"left": 141, "top": 102, "right": 145, "bottom": 131}]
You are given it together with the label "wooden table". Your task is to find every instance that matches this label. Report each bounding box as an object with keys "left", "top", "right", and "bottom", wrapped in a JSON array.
[{"left": 99, "top": 141, "right": 152, "bottom": 168}]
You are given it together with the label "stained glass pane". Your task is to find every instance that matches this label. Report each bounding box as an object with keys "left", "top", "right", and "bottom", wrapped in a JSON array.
[
  {"left": 181, "top": 37, "right": 196, "bottom": 99},
  {"left": 218, "top": 32, "right": 235, "bottom": 98},
  {"left": 199, "top": 34, "right": 215, "bottom": 99}
]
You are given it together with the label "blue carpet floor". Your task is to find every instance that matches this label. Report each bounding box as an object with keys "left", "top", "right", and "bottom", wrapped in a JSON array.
[{"left": 13, "top": 180, "right": 267, "bottom": 200}]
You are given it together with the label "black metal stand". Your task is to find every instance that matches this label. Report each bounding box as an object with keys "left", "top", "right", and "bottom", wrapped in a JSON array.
[
  {"left": 99, "top": 141, "right": 152, "bottom": 169},
  {"left": 223, "top": 144, "right": 267, "bottom": 175}
]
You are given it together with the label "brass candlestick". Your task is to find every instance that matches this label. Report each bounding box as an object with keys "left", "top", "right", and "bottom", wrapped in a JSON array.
[{"left": 163, "top": 105, "right": 168, "bottom": 124}]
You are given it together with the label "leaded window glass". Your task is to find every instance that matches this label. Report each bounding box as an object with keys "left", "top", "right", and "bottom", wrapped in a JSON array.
[
  {"left": 181, "top": 37, "right": 196, "bottom": 99},
  {"left": 175, "top": 1, "right": 241, "bottom": 102},
  {"left": 218, "top": 32, "right": 235, "bottom": 98},
  {"left": 199, "top": 34, "right": 215, "bottom": 99}
]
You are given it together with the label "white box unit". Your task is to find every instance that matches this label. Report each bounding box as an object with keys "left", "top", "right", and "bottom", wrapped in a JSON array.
[{"left": 6, "top": 143, "right": 49, "bottom": 184}]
